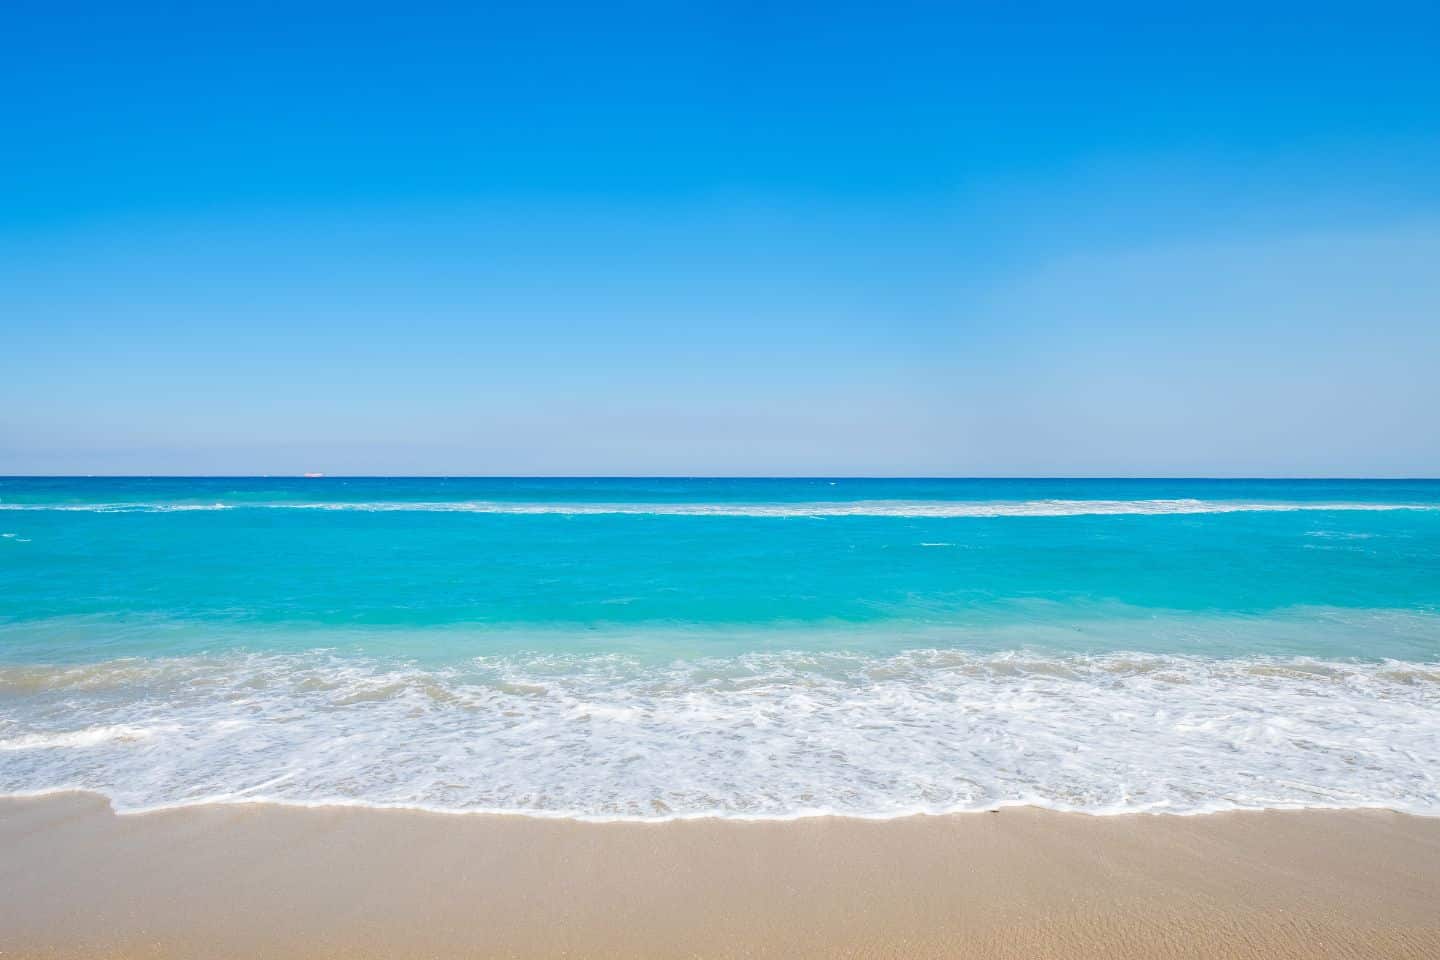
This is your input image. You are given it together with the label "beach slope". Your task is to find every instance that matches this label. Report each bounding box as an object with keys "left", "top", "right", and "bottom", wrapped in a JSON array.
[{"left": 1, "top": 793, "right": 1437, "bottom": 958}]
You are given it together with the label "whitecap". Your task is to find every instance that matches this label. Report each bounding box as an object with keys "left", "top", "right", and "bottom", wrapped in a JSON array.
[{"left": 2, "top": 498, "right": 1436, "bottom": 518}]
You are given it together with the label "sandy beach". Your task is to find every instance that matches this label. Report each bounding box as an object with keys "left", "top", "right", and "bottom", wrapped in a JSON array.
[{"left": 0, "top": 793, "right": 1435, "bottom": 959}]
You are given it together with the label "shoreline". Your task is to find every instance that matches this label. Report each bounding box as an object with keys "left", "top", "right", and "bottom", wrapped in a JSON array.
[
  {"left": 3, "top": 792, "right": 1438, "bottom": 958},
  {"left": 3, "top": 786, "right": 1436, "bottom": 823}
]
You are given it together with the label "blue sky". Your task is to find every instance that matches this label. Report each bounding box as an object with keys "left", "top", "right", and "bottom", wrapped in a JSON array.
[{"left": 3, "top": 2, "right": 1438, "bottom": 475}]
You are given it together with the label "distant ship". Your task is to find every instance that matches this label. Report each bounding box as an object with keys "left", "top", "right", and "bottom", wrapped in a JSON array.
[{"left": 302, "top": 472, "right": 324, "bottom": 478}]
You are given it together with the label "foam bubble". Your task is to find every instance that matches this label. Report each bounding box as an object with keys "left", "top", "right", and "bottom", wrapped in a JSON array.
[
  {"left": 0, "top": 724, "right": 176, "bottom": 751},
  {"left": 1, "top": 650, "right": 1436, "bottom": 819}
]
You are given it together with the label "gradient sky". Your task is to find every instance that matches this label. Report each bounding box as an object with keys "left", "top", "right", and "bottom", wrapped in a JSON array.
[{"left": 3, "top": 2, "right": 1438, "bottom": 476}]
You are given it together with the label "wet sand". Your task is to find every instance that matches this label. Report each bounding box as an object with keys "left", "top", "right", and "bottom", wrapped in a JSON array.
[{"left": 1, "top": 792, "right": 1437, "bottom": 958}]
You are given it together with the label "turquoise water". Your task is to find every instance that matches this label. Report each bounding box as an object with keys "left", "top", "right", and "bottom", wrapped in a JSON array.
[{"left": 2, "top": 478, "right": 1438, "bottom": 818}]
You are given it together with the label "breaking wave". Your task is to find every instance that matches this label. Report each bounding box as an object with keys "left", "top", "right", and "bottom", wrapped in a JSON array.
[
  {"left": 2, "top": 498, "right": 1437, "bottom": 517},
  {"left": 2, "top": 650, "right": 1437, "bottom": 819}
]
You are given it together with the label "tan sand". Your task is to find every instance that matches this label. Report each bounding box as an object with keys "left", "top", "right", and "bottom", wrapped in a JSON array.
[{"left": 0, "top": 792, "right": 1437, "bottom": 959}]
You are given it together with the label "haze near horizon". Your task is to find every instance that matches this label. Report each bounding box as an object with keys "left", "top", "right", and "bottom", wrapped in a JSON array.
[{"left": 3, "top": 3, "right": 1438, "bottom": 476}]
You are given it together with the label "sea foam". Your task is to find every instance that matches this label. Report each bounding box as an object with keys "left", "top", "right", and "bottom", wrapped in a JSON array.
[
  {"left": 1, "top": 498, "right": 1437, "bottom": 517},
  {"left": 2, "top": 650, "right": 1436, "bottom": 819}
]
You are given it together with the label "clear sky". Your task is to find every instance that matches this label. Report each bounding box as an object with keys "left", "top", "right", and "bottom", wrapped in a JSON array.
[{"left": 3, "top": 1, "right": 1438, "bottom": 476}]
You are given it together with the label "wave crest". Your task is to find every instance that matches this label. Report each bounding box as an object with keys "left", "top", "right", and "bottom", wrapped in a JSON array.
[{"left": 2, "top": 498, "right": 1436, "bottom": 517}]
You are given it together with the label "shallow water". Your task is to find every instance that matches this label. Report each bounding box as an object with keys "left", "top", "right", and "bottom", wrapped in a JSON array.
[{"left": 2, "top": 477, "right": 1438, "bottom": 817}]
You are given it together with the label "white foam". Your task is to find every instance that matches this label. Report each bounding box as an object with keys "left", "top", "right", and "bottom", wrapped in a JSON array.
[
  {"left": 0, "top": 502, "right": 232, "bottom": 513},
  {"left": 0, "top": 724, "right": 175, "bottom": 751},
  {"left": 1, "top": 650, "right": 1436, "bottom": 820},
  {"left": 1, "top": 498, "right": 1436, "bottom": 517}
]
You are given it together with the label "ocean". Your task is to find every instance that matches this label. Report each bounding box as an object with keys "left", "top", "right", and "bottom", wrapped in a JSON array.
[{"left": 1, "top": 477, "right": 1437, "bottom": 819}]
